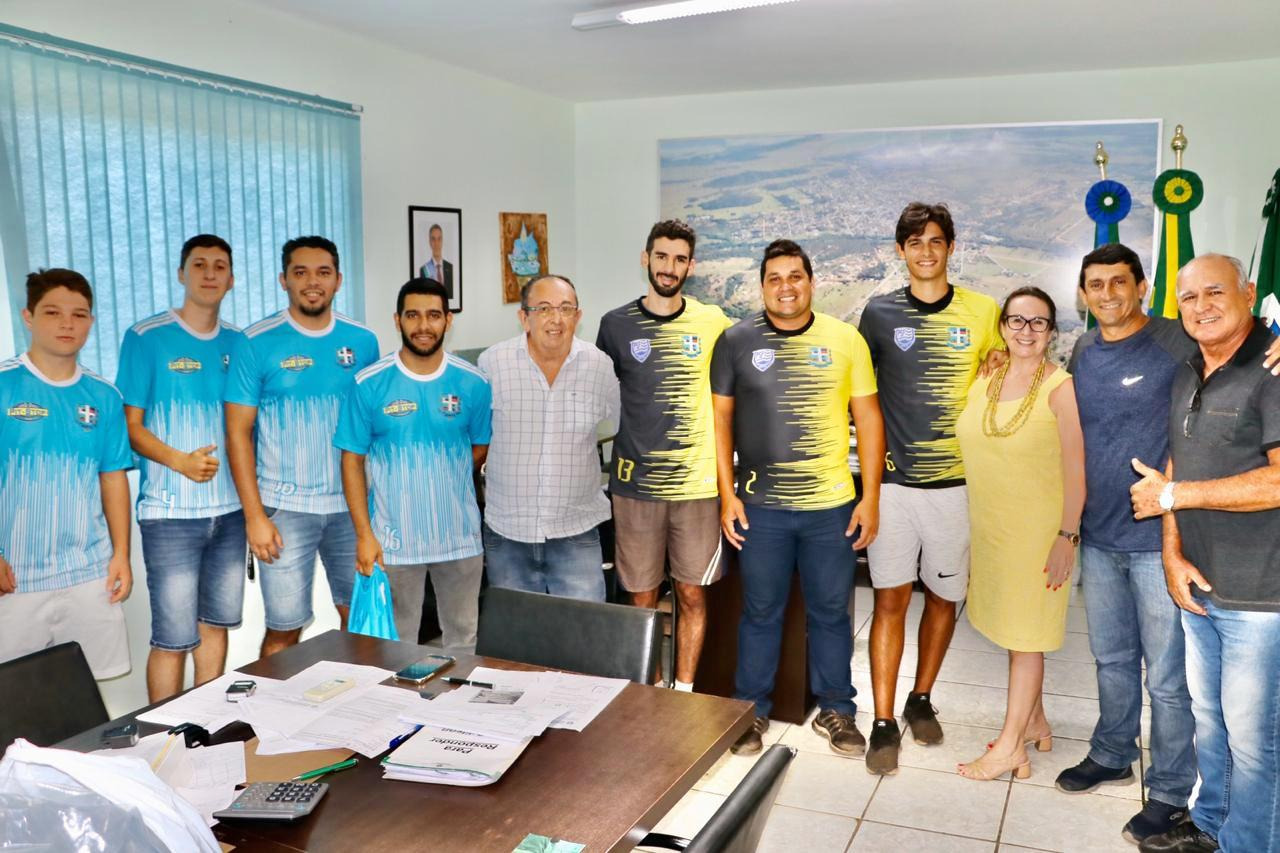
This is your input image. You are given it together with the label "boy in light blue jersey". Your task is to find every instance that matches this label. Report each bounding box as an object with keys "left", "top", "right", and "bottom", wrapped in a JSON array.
[
  {"left": 336, "top": 278, "right": 492, "bottom": 651},
  {"left": 116, "top": 234, "right": 249, "bottom": 702},
  {"left": 0, "top": 269, "right": 133, "bottom": 678},
  {"left": 224, "top": 236, "right": 379, "bottom": 657}
]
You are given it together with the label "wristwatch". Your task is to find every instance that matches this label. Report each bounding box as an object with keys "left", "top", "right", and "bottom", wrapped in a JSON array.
[
  {"left": 1057, "top": 530, "right": 1080, "bottom": 546},
  {"left": 1158, "top": 481, "right": 1177, "bottom": 513}
]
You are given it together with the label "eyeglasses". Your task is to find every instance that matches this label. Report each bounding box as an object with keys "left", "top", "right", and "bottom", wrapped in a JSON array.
[
  {"left": 1183, "top": 386, "right": 1203, "bottom": 438},
  {"left": 1003, "top": 314, "right": 1052, "bottom": 333},
  {"left": 522, "top": 304, "right": 579, "bottom": 318}
]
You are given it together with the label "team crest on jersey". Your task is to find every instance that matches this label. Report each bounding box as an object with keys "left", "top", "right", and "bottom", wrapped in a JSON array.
[
  {"left": 222, "top": 354, "right": 230, "bottom": 372},
  {"left": 280, "top": 354, "right": 314, "bottom": 372},
  {"left": 76, "top": 404, "right": 98, "bottom": 429},
  {"left": 440, "top": 394, "right": 461, "bottom": 416},
  {"left": 336, "top": 346, "right": 356, "bottom": 367},
  {"left": 7, "top": 402, "right": 48, "bottom": 421},
  {"left": 382, "top": 399, "right": 418, "bottom": 417},
  {"left": 947, "top": 326, "right": 971, "bottom": 350},
  {"left": 751, "top": 348, "right": 776, "bottom": 372},
  {"left": 681, "top": 335, "right": 702, "bottom": 358},
  {"left": 808, "top": 346, "right": 832, "bottom": 368},
  {"left": 168, "top": 356, "right": 201, "bottom": 374},
  {"left": 893, "top": 327, "right": 916, "bottom": 351},
  {"left": 629, "top": 339, "right": 652, "bottom": 363}
]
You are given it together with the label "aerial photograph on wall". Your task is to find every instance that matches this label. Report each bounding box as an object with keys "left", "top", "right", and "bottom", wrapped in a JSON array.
[{"left": 660, "top": 120, "right": 1161, "bottom": 362}]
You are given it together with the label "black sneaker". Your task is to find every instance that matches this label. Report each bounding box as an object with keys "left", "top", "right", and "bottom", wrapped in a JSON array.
[
  {"left": 731, "top": 716, "right": 768, "bottom": 756},
  {"left": 865, "top": 718, "right": 901, "bottom": 775},
  {"left": 812, "top": 709, "right": 866, "bottom": 755},
  {"left": 1054, "top": 756, "right": 1135, "bottom": 794},
  {"left": 1137, "top": 820, "right": 1218, "bottom": 853},
  {"left": 1123, "top": 800, "right": 1188, "bottom": 845},
  {"left": 902, "top": 692, "right": 943, "bottom": 745}
]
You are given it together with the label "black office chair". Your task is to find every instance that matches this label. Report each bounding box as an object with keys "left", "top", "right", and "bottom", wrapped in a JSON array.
[
  {"left": 0, "top": 642, "right": 109, "bottom": 750},
  {"left": 640, "top": 744, "right": 797, "bottom": 853},
  {"left": 475, "top": 587, "right": 662, "bottom": 683}
]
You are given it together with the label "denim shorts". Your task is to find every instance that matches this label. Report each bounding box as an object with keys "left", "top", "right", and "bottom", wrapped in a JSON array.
[
  {"left": 259, "top": 506, "right": 356, "bottom": 631},
  {"left": 140, "top": 510, "right": 247, "bottom": 651}
]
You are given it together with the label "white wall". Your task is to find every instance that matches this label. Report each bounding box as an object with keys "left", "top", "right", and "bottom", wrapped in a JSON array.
[
  {"left": 574, "top": 59, "right": 1280, "bottom": 339},
  {"left": 3, "top": 0, "right": 576, "bottom": 353}
]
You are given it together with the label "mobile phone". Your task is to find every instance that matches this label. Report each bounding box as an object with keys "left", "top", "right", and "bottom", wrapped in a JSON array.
[
  {"left": 393, "top": 654, "right": 455, "bottom": 685},
  {"left": 226, "top": 679, "right": 257, "bottom": 702},
  {"left": 101, "top": 722, "right": 139, "bottom": 748}
]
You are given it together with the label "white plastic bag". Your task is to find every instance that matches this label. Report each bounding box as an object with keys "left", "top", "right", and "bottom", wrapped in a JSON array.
[{"left": 0, "top": 738, "right": 220, "bottom": 852}]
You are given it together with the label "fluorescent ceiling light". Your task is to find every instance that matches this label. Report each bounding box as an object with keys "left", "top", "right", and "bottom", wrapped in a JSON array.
[{"left": 572, "top": 0, "right": 800, "bottom": 30}]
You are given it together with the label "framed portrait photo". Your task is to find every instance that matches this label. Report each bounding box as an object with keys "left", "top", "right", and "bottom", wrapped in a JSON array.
[{"left": 408, "top": 206, "right": 463, "bottom": 313}]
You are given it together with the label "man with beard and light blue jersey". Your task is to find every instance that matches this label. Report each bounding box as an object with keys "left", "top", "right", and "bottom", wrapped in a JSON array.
[
  {"left": 116, "top": 234, "right": 247, "bottom": 702},
  {"left": 0, "top": 269, "right": 133, "bottom": 679},
  {"left": 225, "top": 236, "right": 378, "bottom": 657},
  {"left": 336, "top": 278, "right": 491, "bottom": 650}
]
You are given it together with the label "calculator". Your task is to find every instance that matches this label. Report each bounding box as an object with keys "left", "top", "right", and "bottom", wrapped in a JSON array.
[{"left": 213, "top": 781, "right": 329, "bottom": 821}]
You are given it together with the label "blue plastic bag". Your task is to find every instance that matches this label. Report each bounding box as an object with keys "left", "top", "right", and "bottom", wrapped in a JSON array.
[{"left": 348, "top": 564, "right": 399, "bottom": 641}]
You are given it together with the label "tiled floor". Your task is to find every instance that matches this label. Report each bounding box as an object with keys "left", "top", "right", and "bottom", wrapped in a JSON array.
[{"left": 652, "top": 587, "right": 1152, "bottom": 853}]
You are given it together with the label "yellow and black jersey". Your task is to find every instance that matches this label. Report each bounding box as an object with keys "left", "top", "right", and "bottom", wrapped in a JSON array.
[
  {"left": 596, "top": 296, "right": 731, "bottom": 501},
  {"left": 710, "top": 311, "right": 877, "bottom": 510},
  {"left": 858, "top": 286, "right": 1000, "bottom": 487}
]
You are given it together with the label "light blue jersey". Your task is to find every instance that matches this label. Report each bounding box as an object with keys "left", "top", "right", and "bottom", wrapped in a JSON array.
[
  {"left": 0, "top": 354, "right": 131, "bottom": 591},
  {"left": 225, "top": 310, "right": 378, "bottom": 514},
  {"left": 334, "top": 353, "right": 492, "bottom": 564},
  {"left": 116, "top": 310, "right": 245, "bottom": 520}
]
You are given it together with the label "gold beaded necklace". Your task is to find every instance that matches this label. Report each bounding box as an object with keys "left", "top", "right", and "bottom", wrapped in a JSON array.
[{"left": 982, "top": 360, "right": 1048, "bottom": 438}]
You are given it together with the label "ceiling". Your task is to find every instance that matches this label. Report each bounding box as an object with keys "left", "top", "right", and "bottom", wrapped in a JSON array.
[{"left": 247, "top": 0, "right": 1280, "bottom": 102}]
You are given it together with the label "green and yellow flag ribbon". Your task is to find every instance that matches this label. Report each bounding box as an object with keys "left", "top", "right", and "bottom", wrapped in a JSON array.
[
  {"left": 1251, "top": 168, "right": 1280, "bottom": 334},
  {"left": 1149, "top": 169, "right": 1203, "bottom": 318}
]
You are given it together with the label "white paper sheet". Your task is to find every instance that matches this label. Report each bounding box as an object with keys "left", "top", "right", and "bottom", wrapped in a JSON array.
[
  {"left": 292, "top": 685, "right": 421, "bottom": 757},
  {"left": 466, "top": 667, "right": 628, "bottom": 731},
  {"left": 135, "top": 673, "right": 283, "bottom": 731}
]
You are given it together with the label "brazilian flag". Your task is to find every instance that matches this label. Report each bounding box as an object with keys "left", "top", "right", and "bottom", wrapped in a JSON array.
[
  {"left": 1149, "top": 169, "right": 1204, "bottom": 319},
  {"left": 1251, "top": 168, "right": 1280, "bottom": 334}
]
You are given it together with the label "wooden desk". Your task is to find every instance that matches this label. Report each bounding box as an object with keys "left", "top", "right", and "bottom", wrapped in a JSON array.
[{"left": 66, "top": 630, "right": 753, "bottom": 852}]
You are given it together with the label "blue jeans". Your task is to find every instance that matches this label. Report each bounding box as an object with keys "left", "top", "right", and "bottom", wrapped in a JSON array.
[
  {"left": 259, "top": 507, "right": 357, "bottom": 631},
  {"left": 1080, "top": 546, "right": 1196, "bottom": 806},
  {"left": 140, "top": 510, "right": 247, "bottom": 651},
  {"left": 1183, "top": 600, "right": 1280, "bottom": 852},
  {"left": 482, "top": 524, "right": 606, "bottom": 602},
  {"left": 734, "top": 502, "right": 856, "bottom": 718}
]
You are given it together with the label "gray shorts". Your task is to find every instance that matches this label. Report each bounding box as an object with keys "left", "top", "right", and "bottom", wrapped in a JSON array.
[
  {"left": 0, "top": 577, "right": 130, "bottom": 678},
  {"left": 866, "top": 483, "right": 970, "bottom": 601}
]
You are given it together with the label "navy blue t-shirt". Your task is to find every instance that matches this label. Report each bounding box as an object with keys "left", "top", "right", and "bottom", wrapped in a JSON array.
[{"left": 1068, "top": 317, "right": 1196, "bottom": 551}]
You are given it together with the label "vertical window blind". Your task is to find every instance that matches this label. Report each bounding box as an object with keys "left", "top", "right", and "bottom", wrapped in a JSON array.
[{"left": 0, "top": 25, "right": 364, "bottom": 378}]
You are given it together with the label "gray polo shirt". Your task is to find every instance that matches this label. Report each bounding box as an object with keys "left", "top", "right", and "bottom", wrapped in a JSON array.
[{"left": 1168, "top": 319, "right": 1280, "bottom": 612}]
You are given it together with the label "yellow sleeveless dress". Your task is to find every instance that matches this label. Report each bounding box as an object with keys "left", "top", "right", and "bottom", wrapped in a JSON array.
[{"left": 955, "top": 367, "right": 1072, "bottom": 652}]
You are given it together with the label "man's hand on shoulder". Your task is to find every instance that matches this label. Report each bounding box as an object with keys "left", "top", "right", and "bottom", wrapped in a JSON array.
[
  {"left": 1263, "top": 336, "right": 1280, "bottom": 376},
  {"left": 977, "top": 348, "right": 1008, "bottom": 378}
]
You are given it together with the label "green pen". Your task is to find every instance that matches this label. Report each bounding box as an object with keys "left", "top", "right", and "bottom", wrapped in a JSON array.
[{"left": 292, "top": 757, "right": 358, "bottom": 781}]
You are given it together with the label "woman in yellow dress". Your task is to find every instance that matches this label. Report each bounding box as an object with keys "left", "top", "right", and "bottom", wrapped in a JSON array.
[{"left": 955, "top": 286, "right": 1085, "bottom": 781}]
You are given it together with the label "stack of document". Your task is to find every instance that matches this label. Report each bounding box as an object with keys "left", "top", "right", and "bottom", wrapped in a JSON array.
[
  {"left": 234, "top": 662, "right": 419, "bottom": 757},
  {"left": 93, "top": 731, "right": 247, "bottom": 826},
  {"left": 382, "top": 726, "right": 531, "bottom": 787},
  {"left": 384, "top": 668, "right": 628, "bottom": 786},
  {"left": 138, "top": 662, "right": 420, "bottom": 759}
]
